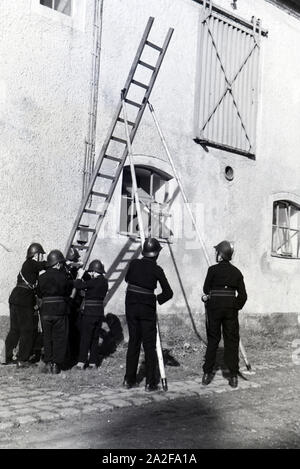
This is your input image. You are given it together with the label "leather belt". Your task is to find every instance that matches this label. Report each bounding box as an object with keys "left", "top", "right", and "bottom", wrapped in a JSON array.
[
  {"left": 84, "top": 300, "right": 104, "bottom": 307},
  {"left": 127, "top": 284, "right": 154, "bottom": 295},
  {"left": 42, "top": 296, "right": 65, "bottom": 304},
  {"left": 210, "top": 289, "right": 235, "bottom": 297},
  {"left": 16, "top": 283, "right": 32, "bottom": 290}
]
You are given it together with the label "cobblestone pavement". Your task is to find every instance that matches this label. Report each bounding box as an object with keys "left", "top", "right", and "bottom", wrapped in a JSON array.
[{"left": 0, "top": 360, "right": 294, "bottom": 432}]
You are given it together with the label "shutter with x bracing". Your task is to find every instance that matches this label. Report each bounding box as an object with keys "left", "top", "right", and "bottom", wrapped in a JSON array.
[{"left": 194, "top": 0, "right": 267, "bottom": 159}]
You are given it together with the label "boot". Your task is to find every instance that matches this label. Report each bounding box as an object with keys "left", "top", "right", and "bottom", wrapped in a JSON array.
[
  {"left": 16, "top": 361, "right": 30, "bottom": 369},
  {"left": 74, "top": 362, "right": 85, "bottom": 370},
  {"left": 51, "top": 363, "right": 61, "bottom": 374},
  {"left": 228, "top": 375, "right": 238, "bottom": 388},
  {"left": 145, "top": 383, "right": 159, "bottom": 392},
  {"left": 202, "top": 372, "right": 214, "bottom": 385},
  {"left": 123, "top": 378, "right": 139, "bottom": 389}
]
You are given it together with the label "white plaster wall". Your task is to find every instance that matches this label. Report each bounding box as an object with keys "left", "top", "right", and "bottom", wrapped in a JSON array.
[
  {"left": 0, "top": 0, "right": 95, "bottom": 315},
  {"left": 1, "top": 0, "right": 300, "bottom": 326},
  {"left": 92, "top": 0, "right": 300, "bottom": 318}
]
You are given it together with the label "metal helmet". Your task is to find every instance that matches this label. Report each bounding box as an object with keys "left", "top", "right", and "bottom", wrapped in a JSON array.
[
  {"left": 66, "top": 247, "right": 80, "bottom": 262},
  {"left": 214, "top": 240, "right": 234, "bottom": 261},
  {"left": 142, "top": 238, "right": 162, "bottom": 258},
  {"left": 88, "top": 259, "right": 105, "bottom": 274},
  {"left": 26, "top": 242, "right": 45, "bottom": 259},
  {"left": 46, "top": 250, "right": 65, "bottom": 267}
]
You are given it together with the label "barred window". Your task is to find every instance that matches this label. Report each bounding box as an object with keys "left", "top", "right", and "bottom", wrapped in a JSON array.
[
  {"left": 120, "top": 166, "right": 172, "bottom": 240},
  {"left": 272, "top": 201, "right": 300, "bottom": 259},
  {"left": 40, "top": 0, "right": 72, "bottom": 16},
  {"left": 194, "top": 0, "right": 267, "bottom": 159}
]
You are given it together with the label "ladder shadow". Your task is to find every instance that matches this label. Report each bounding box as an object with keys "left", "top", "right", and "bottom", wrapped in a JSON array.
[{"left": 104, "top": 237, "right": 141, "bottom": 305}]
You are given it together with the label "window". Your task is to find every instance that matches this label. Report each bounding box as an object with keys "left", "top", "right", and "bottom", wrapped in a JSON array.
[
  {"left": 120, "top": 166, "right": 172, "bottom": 240},
  {"left": 272, "top": 201, "right": 300, "bottom": 258},
  {"left": 194, "top": 0, "right": 267, "bottom": 159},
  {"left": 40, "top": 0, "right": 72, "bottom": 16}
]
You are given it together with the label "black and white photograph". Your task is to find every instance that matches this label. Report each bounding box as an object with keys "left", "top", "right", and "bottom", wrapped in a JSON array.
[{"left": 0, "top": 0, "right": 300, "bottom": 455}]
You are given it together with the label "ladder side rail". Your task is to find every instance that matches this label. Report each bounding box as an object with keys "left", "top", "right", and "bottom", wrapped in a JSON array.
[
  {"left": 121, "top": 96, "right": 146, "bottom": 246},
  {"left": 138, "top": 28, "right": 174, "bottom": 113},
  {"left": 74, "top": 27, "right": 175, "bottom": 263},
  {"left": 64, "top": 17, "right": 155, "bottom": 256},
  {"left": 148, "top": 102, "right": 210, "bottom": 266}
]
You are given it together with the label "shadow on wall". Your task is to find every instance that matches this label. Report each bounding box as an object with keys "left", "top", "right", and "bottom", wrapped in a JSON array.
[
  {"left": 167, "top": 242, "right": 206, "bottom": 344},
  {"left": 104, "top": 237, "right": 141, "bottom": 306}
]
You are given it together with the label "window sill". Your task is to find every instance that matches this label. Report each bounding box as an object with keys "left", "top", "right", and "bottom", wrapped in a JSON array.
[
  {"left": 118, "top": 231, "right": 173, "bottom": 244},
  {"left": 271, "top": 253, "right": 300, "bottom": 260},
  {"left": 194, "top": 138, "right": 256, "bottom": 160}
]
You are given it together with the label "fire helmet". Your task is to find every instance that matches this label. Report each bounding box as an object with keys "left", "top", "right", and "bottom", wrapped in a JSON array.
[
  {"left": 66, "top": 247, "right": 80, "bottom": 262},
  {"left": 46, "top": 250, "right": 65, "bottom": 267},
  {"left": 214, "top": 240, "right": 234, "bottom": 261},
  {"left": 142, "top": 238, "right": 162, "bottom": 258},
  {"left": 26, "top": 243, "right": 45, "bottom": 259},
  {"left": 88, "top": 259, "right": 105, "bottom": 274}
]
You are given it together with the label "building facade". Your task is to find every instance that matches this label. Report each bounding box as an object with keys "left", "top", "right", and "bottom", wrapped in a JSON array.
[{"left": 1, "top": 0, "right": 300, "bottom": 356}]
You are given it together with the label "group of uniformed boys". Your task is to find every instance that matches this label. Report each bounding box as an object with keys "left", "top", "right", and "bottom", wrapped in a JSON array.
[
  {"left": 5, "top": 244, "right": 107, "bottom": 375},
  {"left": 4, "top": 237, "right": 247, "bottom": 391}
]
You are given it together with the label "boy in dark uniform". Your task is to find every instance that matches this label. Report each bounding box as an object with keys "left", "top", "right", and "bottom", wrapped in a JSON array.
[
  {"left": 37, "top": 250, "right": 73, "bottom": 374},
  {"left": 64, "top": 247, "right": 83, "bottom": 366},
  {"left": 124, "top": 238, "right": 173, "bottom": 392},
  {"left": 202, "top": 240, "right": 247, "bottom": 388},
  {"left": 74, "top": 259, "right": 108, "bottom": 370},
  {"left": 5, "top": 242, "right": 46, "bottom": 367}
]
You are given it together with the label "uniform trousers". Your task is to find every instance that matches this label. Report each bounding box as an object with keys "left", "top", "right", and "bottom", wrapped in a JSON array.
[
  {"left": 203, "top": 307, "right": 239, "bottom": 376},
  {"left": 5, "top": 304, "right": 34, "bottom": 362},
  {"left": 41, "top": 315, "right": 68, "bottom": 365},
  {"left": 78, "top": 315, "right": 103, "bottom": 364},
  {"left": 125, "top": 303, "right": 157, "bottom": 386}
]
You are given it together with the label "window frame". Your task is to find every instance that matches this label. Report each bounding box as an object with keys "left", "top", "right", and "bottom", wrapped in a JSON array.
[
  {"left": 271, "top": 200, "right": 300, "bottom": 259},
  {"left": 119, "top": 165, "right": 172, "bottom": 242},
  {"left": 40, "top": 0, "right": 73, "bottom": 17},
  {"left": 32, "top": 0, "right": 87, "bottom": 32}
]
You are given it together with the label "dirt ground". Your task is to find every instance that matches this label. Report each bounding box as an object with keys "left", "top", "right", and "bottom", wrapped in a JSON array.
[
  {"left": 0, "top": 339, "right": 299, "bottom": 451},
  {"left": 0, "top": 329, "right": 294, "bottom": 396}
]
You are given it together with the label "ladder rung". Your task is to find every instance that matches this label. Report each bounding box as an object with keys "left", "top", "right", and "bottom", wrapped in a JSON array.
[
  {"left": 76, "top": 227, "right": 96, "bottom": 233},
  {"left": 104, "top": 155, "right": 122, "bottom": 162},
  {"left": 131, "top": 79, "right": 149, "bottom": 90},
  {"left": 91, "top": 191, "right": 108, "bottom": 198},
  {"left": 117, "top": 117, "right": 135, "bottom": 127},
  {"left": 84, "top": 209, "right": 103, "bottom": 215},
  {"left": 98, "top": 172, "right": 115, "bottom": 180},
  {"left": 138, "top": 60, "right": 156, "bottom": 71},
  {"left": 125, "top": 98, "right": 142, "bottom": 109},
  {"left": 111, "top": 136, "right": 127, "bottom": 144},
  {"left": 145, "top": 40, "right": 163, "bottom": 52},
  {"left": 73, "top": 245, "right": 89, "bottom": 250}
]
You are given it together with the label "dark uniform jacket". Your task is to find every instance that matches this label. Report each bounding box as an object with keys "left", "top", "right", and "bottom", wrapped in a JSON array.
[
  {"left": 74, "top": 275, "right": 108, "bottom": 317},
  {"left": 125, "top": 257, "right": 173, "bottom": 308},
  {"left": 9, "top": 259, "right": 46, "bottom": 307},
  {"left": 203, "top": 260, "right": 247, "bottom": 311},
  {"left": 37, "top": 268, "right": 73, "bottom": 317}
]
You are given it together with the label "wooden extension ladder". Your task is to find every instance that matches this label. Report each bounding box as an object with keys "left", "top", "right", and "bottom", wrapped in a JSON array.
[{"left": 64, "top": 17, "right": 174, "bottom": 267}]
